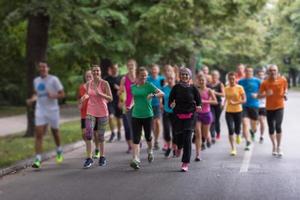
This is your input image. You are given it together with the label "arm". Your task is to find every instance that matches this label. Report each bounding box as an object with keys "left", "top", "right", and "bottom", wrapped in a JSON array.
[
  {"left": 214, "top": 83, "right": 225, "bottom": 97},
  {"left": 204, "top": 89, "right": 218, "bottom": 105},
  {"left": 48, "top": 90, "right": 65, "bottom": 99},
  {"left": 26, "top": 92, "right": 37, "bottom": 106},
  {"left": 230, "top": 90, "right": 246, "bottom": 105},
  {"left": 96, "top": 81, "right": 113, "bottom": 102}
]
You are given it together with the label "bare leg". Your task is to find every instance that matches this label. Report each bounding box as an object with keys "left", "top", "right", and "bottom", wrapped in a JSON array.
[{"left": 35, "top": 125, "right": 47, "bottom": 155}]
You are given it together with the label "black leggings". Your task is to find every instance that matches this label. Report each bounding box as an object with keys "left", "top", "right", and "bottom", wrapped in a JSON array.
[
  {"left": 210, "top": 104, "right": 223, "bottom": 137},
  {"left": 122, "top": 110, "right": 133, "bottom": 141},
  {"left": 225, "top": 112, "right": 242, "bottom": 136},
  {"left": 266, "top": 109, "right": 284, "bottom": 135},
  {"left": 162, "top": 112, "right": 176, "bottom": 144},
  {"left": 132, "top": 117, "right": 153, "bottom": 144},
  {"left": 176, "top": 130, "right": 192, "bottom": 163}
]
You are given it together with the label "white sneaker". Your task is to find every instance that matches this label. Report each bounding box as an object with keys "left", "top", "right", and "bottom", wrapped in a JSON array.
[
  {"left": 277, "top": 147, "right": 283, "bottom": 157},
  {"left": 272, "top": 147, "right": 277, "bottom": 156}
]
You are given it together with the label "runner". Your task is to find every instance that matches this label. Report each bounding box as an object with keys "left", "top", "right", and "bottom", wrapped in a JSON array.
[
  {"left": 236, "top": 64, "right": 246, "bottom": 83},
  {"left": 130, "top": 67, "right": 164, "bottom": 170},
  {"left": 77, "top": 70, "right": 100, "bottom": 159},
  {"left": 162, "top": 71, "right": 177, "bottom": 157},
  {"left": 106, "top": 64, "right": 123, "bottom": 142},
  {"left": 118, "top": 59, "right": 137, "bottom": 153},
  {"left": 258, "top": 64, "right": 288, "bottom": 157},
  {"left": 238, "top": 67, "right": 261, "bottom": 150},
  {"left": 201, "top": 65, "right": 212, "bottom": 84},
  {"left": 194, "top": 73, "right": 217, "bottom": 161},
  {"left": 209, "top": 70, "right": 225, "bottom": 142},
  {"left": 256, "top": 68, "right": 267, "bottom": 143},
  {"left": 27, "top": 62, "right": 65, "bottom": 168},
  {"left": 80, "top": 65, "right": 113, "bottom": 168},
  {"left": 147, "top": 64, "right": 165, "bottom": 150},
  {"left": 224, "top": 72, "right": 246, "bottom": 156},
  {"left": 169, "top": 67, "right": 202, "bottom": 172}
]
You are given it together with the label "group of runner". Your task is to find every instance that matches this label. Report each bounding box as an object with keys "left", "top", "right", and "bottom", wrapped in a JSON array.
[{"left": 27, "top": 60, "right": 288, "bottom": 172}]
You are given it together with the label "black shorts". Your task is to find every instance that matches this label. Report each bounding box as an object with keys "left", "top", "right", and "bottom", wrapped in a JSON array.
[
  {"left": 242, "top": 107, "right": 259, "bottom": 120},
  {"left": 258, "top": 108, "right": 266, "bottom": 116},
  {"left": 81, "top": 118, "right": 98, "bottom": 130},
  {"left": 108, "top": 102, "right": 123, "bottom": 118}
]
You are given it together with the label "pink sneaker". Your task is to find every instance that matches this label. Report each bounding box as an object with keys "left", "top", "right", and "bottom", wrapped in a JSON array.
[{"left": 181, "top": 163, "right": 189, "bottom": 172}]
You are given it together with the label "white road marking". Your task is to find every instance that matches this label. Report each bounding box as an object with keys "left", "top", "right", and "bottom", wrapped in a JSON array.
[{"left": 240, "top": 143, "right": 255, "bottom": 173}]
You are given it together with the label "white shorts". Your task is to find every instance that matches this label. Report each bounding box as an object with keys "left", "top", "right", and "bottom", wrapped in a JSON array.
[{"left": 35, "top": 109, "right": 60, "bottom": 129}]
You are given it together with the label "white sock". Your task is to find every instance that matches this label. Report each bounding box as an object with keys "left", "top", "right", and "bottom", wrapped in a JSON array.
[{"left": 36, "top": 154, "right": 42, "bottom": 161}]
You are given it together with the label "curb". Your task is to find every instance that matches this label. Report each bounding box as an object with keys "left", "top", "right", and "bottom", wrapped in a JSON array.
[
  {"left": 0, "top": 140, "right": 85, "bottom": 177},
  {"left": 0, "top": 128, "right": 121, "bottom": 178}
]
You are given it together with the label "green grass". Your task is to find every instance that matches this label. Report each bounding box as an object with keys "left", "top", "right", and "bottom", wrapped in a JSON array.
[
  {"left": 290, "top": 86, "right": 300, "bottom": 92},
  {"left": 0, "top": 120, "right": 82, "bottom": 168},
  {"left": 0, "top": 106, "right": 26, "bottom": 118}
]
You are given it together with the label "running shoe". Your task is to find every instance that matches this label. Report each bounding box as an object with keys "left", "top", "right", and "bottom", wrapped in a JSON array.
[
  {"left": 148, "top": 151, "right": 154, "bottom": 163},
  {"left": 236, "top": 135, "right": 241, "bottom": 145},
  {"left": 250, "top": 129, "right": 255, "bottom": 141},
  {"left": 259, "top": 136, "right": 264, "bottom": 144},
  {"left": 130, "top": 159, "right": 140, "bottom": 170},
  {"left": 206, "top": 141, "right": 211, "bottom": 148},
  {"left": 272, "top": 147, "right": 278, "bottom": 156},
  {"left": 216, "top": 133, "right": 221, "bottom": 140},
  {"left": 56, "top": 151, "right": 64, "bottom": 164},
  {"left": 244, "top": 141, "right": 251, "bottom": 151},
  {"left": 108, "top": 132, "right": 115, "bottom": 143},
  {"left": 93, "top": 149, "right": 100, "bottom": 159},
  {"left": 165, "top": 148, "right": 172, "bottom": 158},
  {"left": 211, "top": 137, "right": 216, "bottom": 144},
  {"left": 32, "top": 159, "right": 41, "bottom": 169},
  {"left": 83, "top": 158, "right": 94, "bottom": 169},
  {"left": 117, "top": 132, "right": 121, "bottom": 141},
  {"left": 277, "top": 147, "right": 283, "bottom": 157},
  {"left": 230, "top": 149, "right": 237, "bottom": 156},
  {"left": 154, "top": 141, "right": 159, "bottom": 150},
  {"left": 194, "top": 156, "right": 202, "bottom": 162},
  {"left": 99, "top": 156, "right": 107, "bottom": 166},
  {"left": 181, "top": 163, "right": 189, "bottom": 172}
]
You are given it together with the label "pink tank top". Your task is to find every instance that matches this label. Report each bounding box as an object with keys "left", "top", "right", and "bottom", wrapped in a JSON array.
[
  {"left": 87, "top": 80, "right": 108, "bottom": 117},
  {"left": 200, "top": 88, "right": 211, "bottom": 113},
  {"left": 125, "top": 75, "right": 134, "bottom": 108}
]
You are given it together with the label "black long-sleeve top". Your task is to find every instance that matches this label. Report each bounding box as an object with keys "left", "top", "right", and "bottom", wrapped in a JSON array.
[{"left": 168, "top": 83, "right": 202, "bottom": 114}]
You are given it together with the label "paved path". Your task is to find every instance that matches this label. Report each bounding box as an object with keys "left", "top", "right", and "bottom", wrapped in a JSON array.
[
  {"left": 0, "top": 106, "right": 80, "bottom": 137},
  {"left": 0, "top": 92, "right": 299, "bottom": 200}
]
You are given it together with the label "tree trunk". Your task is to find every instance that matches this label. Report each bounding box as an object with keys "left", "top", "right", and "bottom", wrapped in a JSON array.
[{"left": 24, "top": 13, "right": 49, "bottom": 137}]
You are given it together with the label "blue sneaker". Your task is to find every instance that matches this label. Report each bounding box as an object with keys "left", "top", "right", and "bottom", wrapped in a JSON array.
[
  {"left": 83, "top": 158, "right": 94, "bottom": 169},
  {"left": 99, "top": 156, "right": 107, "bottom": 166}
]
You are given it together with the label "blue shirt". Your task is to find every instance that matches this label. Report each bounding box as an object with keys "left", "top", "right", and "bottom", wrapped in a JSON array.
[
  {"left": 238, "top": 77, "right": 261, "bottom": 108},
  {"left": 162, "top": 85, "right": 173, "bottom": 113},
  {"left": 147, "top": 75, "right": 165, "bottom": 106}
]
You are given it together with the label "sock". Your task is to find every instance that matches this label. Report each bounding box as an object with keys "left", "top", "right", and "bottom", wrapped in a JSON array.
[
  {"left": 36, "top": 154, "right": 42, "bottom": 161},
  {"left": 56, "top": 146, "right": 63, "bottom": 154}
]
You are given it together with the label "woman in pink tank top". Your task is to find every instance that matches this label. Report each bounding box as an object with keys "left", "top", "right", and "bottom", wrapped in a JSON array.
[
  {"left": 80, "top": 65, "right": 112, "bottom": 169},
  {"left": 194, "top": 73, "right": 217, "bottom": 161},
  {"left": 118, "top": 59, "right": 137, "bottom": 153}
]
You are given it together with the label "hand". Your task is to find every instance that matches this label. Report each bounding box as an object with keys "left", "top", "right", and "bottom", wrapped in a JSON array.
[
  {"left": 114, "top": 84, "right": 120, "bottom": 90},
  {"left": 80, "top": 94, "right": 89, "bottom": 103},
  {"left": 229, "top": 100, "right": 239, "bottom": 105},
  {"left": 26, "top": 98, "right": 33, "bottom": 106},
  {"left": 147, "top": 93, "right": 154, "bottom": 100},
  {"left": 48, "top": 92, "right": 57, "bottom": 99},
  {"left": 251, "top": 93, "right": 258, "bottom": 98},
  {"left": 170, "top": 100, "right": 176, "bottom": 109},
  {"left": 196, "top": 106, "right": 202, "bottom": 112},
  {"left": 266, "top": 89, "right": 273, "bottom": 96}
]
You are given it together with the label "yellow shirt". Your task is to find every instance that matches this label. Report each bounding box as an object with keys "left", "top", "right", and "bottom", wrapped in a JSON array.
[{"left": 225, "top": 85, "right": 245, "bottom": 113}]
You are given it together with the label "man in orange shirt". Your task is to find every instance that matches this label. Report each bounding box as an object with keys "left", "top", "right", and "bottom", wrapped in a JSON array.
[{"left": 259, "top": 64, "right": 288, "bottom": 157}]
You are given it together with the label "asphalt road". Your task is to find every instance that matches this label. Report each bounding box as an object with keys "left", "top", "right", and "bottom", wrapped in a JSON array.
[{"left": 1, "top": 92, "right": 300, "bottom": 200}]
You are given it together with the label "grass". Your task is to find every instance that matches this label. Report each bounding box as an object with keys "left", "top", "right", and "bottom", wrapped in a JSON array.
[
  {"left": 0, "top": 120, "right": 82, "bottom": 168},
  {"left": 0, "top": 106, "right": 26, "bottom": 118},
  {"left": 290, "top": 86, "right": 300, "bottom": 92}
]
